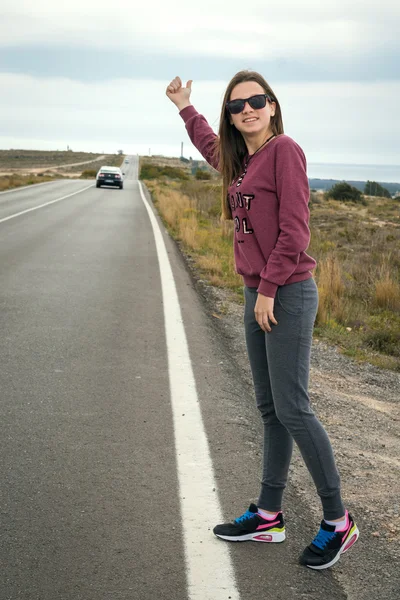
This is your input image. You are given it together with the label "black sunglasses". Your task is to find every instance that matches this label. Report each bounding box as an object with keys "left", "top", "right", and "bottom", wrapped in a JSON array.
[{"left": 226, "top": 93, "right": 274, "bottom": 115}]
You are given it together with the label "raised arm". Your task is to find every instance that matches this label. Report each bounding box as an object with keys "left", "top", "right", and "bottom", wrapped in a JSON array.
[{"left": 166, "top": 76, "right": 219, "bottom": 171}]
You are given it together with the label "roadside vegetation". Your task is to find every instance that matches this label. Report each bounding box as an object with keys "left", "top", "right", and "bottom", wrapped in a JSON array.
[
  {"left": 140, "top": 156, "right": 400, "bottom": 372},
  {"left": 76, "top": 155, "right": 123, "bottom": 177},
  {"left": 0, "top": 149, "right": 103, "bottom": 169},
  {"left": 0, "top": 172, "right": 62, "bottom": 191},
  {"left": 0, "top": 150, "right": 124, "bottom": 190},
  {"left": 364, "top": 180, "right": 392, "bottom": 198}
]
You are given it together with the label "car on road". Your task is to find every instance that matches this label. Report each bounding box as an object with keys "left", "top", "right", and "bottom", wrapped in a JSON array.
[
  {"left": 124, "top": 159, "right": 129, "bottom": 164},
  {"left": 96, "top": 166, "right": 124, "bottom": 189}
]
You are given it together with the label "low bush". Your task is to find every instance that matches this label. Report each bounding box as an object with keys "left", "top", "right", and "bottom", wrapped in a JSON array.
[
  {"left": 80, "top": 169, "right": 97, "bottom": 178},
  {"left": 363, "top": 330, "right": 400, "bottom": 357},
  {"left": 0, "top": 174, "right": 56, "bottom": 191},
  {"left": 140, "top": 164, "right": 189, "bottom": 180},
  {"left": 364, "top": 180, "right": 391, "bottom": 198},
  {"left": 326, "top": 182, "right": 366, "bottom": 204},
  {"left": 195, "top": 169, "right": 212, "bottom": 180}
]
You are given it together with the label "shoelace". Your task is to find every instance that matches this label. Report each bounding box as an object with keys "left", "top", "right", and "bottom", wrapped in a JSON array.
[
  {"left": 312, "top": 527, "right": 337, "bottom": 550},
  {"left": 234, "top": 510, "right": 254, "bottom": 524}
]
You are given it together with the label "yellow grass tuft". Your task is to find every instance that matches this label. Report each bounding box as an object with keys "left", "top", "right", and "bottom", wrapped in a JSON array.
[
  {"left": 374, "top": 268, "right": 400, "bottom": 311},
  {"left": 316, "top": 254, "right": 345, "bottom": 324},
  {"left": 197, "top": 254, "right": 223, "bottom": 275},
  {"left": 153, "top": 187, "right": 192, "bottom": 232},
  {"left": 0, "top": 174, "right": 55, "bottom": 191},
  {"left": 180, "top": 214, "right": 199, "bottom": 249},
  {"left": 146, "top": 180, "right": 242, "bottom": 291}
]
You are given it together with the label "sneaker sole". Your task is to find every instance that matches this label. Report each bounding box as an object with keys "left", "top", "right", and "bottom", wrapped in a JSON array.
[
  {"left": 306, "top": 524, "right": 360, "bottom": 570},
  {"left": 215, "top": 530, "right": 286, "bottom": 543}
]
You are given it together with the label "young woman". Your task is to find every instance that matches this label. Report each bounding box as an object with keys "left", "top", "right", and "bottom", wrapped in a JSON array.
[{"left": 165, "top": 72, "right": 359, "bottom": 570}]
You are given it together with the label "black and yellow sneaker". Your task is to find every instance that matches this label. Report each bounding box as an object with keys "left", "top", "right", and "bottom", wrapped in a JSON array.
[
  {"left": 213, "top": 503, "right": 285, "bottom": 543},
  {"left": 299, "top": 511, "right": 359, "bottom": 570}
]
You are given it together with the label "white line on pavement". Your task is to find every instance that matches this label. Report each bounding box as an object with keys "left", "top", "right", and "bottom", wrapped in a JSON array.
[
  {"left": 0, "top": 184, "right": 94, "bottom": 224},
  {"left": 138, "top": 181, "right": 240, "bottom": 600}
]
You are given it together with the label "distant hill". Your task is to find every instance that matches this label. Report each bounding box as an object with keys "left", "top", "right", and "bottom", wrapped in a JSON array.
[{"left": 309, "top": 178, "right": 400, "bottom": 196}]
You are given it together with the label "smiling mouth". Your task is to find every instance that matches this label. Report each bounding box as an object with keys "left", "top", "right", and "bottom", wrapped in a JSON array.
[{"left": 243, "top": 118, "right": 258, "bottom": 123}]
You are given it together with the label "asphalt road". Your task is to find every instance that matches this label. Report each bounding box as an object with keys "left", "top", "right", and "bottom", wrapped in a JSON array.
[{"left": 0, "top": 158, "right": 348, "bottom": 600}]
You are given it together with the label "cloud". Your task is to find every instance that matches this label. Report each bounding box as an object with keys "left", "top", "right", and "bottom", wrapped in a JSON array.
[
  {"left": 0, "top": 73, "right": 399, "bottom": 166},
  {"left": 1, "top": 0, "right": 399, "bottom": 62},
  {"left": 0, "top": 1, "right": 399, "bottom": 174},
  {"left": 1, "top": 44, "right": 399, "bottom": 85}
]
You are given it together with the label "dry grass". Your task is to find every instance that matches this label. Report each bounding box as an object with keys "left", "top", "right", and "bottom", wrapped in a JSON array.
[
  {"left": 142, "top": 167, "right": 400, "bottom": 370},
  {"left": 62, "top": 154, "right": 122, "bottom": 174},
  {"left": 315, "top": 255, "right": 345, "bottom": 324},
  {"left": 0, "top": 151, "right": 124, "bottom": 190},
  {"left": 0, "top": 149, "right": 103, "bottom": 169},
  {"left": 146, "top": 180, "right": 242, "bottom": 295},
  {"left": 374, "top": 267, "right": 400, "bottom": 311},
  {"left": 139, "top": 155, "right": 192, "bottom": 173},
  {"left": 0, "top": 173, "right": 58, "bottom": 191}
]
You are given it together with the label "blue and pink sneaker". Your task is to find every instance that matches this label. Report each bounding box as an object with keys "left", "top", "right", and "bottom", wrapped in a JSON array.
[
  {"left": 213, "top": 503, "right": 285, "bottom": 543},
  {"left": 299, "top": 510, "right": 359, "bottom": 569}
]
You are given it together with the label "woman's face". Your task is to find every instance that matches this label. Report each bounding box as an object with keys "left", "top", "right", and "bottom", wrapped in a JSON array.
[{"left": 228, "top": 81, "right": 276, "bottom": 137}]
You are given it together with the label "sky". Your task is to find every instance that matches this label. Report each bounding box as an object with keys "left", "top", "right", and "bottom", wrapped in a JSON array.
[{"left": 1, "top": 0, "right": 399, "bottom": 181}]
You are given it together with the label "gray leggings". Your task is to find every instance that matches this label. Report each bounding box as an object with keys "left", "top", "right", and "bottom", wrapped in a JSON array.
[{"left": 244, "top": 278, "right": 345, "bottom": 520}]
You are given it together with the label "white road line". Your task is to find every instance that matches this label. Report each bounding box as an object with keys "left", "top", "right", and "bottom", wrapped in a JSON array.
[
  {"left": 138, "top": 181, "right": 240, "bottom": 600},
  {"left": 0, "top": 184, "right": 94, "bottom": 224}
]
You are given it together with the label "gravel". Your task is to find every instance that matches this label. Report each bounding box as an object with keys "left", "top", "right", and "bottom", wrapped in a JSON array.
[{"left": 185, "top": 257, "right": 400, "bottom": 600}]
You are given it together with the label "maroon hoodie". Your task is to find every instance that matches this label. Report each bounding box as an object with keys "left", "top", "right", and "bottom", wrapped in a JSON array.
[{"left": 179, "top": 105, "right": 317, "bottom": 298}]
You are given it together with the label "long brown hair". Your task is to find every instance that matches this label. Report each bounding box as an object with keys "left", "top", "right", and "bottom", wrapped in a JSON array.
[{"left": 212, "top": 71, "right": 284, "bottom": 220}]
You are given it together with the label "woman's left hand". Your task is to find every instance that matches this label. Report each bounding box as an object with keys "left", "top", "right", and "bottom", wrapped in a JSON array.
[{"left": 254, "top": 293, "right": 278, "bottom": 332}]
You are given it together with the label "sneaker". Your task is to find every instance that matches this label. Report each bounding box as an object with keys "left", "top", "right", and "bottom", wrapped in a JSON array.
[
  {"left": 213, "top": 503, "right": 285, "bottom": 543},
  {"left": 299, "top": 511, "right": 359, "bottom": 570}
]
